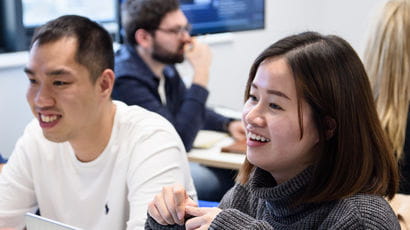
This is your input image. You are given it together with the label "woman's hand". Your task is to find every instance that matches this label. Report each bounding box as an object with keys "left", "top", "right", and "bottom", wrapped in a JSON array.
[
  {"left": 147, "top": 184, "right": 197, "bottom": 226},
  {"left": 185, "top": 206, "right": 222, "bottom": 230}
]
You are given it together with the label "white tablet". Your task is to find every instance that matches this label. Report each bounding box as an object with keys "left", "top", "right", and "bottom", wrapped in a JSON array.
[{"left": 25, "top": 213, "right": 82, "bottom": 230}]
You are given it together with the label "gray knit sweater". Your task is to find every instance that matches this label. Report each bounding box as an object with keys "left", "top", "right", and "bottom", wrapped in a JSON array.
[{"left": 145, "top": 167, "right": 400, "bottom": 229}]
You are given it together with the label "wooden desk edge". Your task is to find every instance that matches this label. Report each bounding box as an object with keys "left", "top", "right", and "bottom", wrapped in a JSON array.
[{"left": 187, "top": 155, "right": 244, "bottom": 170}]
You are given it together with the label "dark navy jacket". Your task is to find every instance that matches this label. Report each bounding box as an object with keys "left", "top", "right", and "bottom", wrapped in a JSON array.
[{"left": 112, "top": 44, "right": 231, "bottom": 151}]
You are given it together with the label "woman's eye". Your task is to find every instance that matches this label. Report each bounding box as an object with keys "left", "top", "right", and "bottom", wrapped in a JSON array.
[
  {"left": 248, "top": 94, "right": 258, "bottom": 101},
  {"left": 29, "top": 79, "right": 37, "bottom": 84},
  {"left": 53, "top": 81, "right": 68, "bottom": 86},
  {"left": 269, "top": 103, "right": 283, "bottom": 110}
]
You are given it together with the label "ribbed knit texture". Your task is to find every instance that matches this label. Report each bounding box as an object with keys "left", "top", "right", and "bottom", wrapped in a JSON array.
[{"left": 145, "top": 167, "right": 400, "bottom": 229}]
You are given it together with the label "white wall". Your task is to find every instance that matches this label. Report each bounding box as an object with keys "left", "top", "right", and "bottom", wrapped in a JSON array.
[
  {"left": 0, "top": 58, "right": 32, "bottom": 158},
  {"left": 0, "top": 0, "right": 388, "bottom": 157},
  {"left": 205, "top": 0, "right": 388, "bottom": 111}
]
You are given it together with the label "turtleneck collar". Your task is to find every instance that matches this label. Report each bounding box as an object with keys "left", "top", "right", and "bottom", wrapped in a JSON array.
[
  {"left": 250, "top": 166, "right": 313, "bottom": 200},
  {"left": 249, "top": 166, "right": 323, "bottom": 218}
]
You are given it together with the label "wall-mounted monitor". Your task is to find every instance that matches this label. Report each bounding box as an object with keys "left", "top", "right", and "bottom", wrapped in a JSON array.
[
  {"left": 180, "top": 0, "right": 265, "bottom": 36},
  {"left": 1, "top": 0, "right": 265, "bottom": 52},
  {"left": 117, "top": 0, "right": 265, "bottom": 44},
  {"left": 1, "top": 0, "right": 119, "bottom": 52}
]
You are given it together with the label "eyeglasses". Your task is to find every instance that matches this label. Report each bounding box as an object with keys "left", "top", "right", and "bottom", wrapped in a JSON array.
[{"left": 156, "top": 24, "right": 192, "bottom": 36}]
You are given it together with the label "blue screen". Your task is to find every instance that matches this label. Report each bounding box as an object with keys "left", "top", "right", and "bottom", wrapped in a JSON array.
[{"left": 180, "top": 0, "right": 265, "bottom": 35}]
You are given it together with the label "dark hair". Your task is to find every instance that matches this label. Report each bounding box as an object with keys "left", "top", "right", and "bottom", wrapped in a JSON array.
[
  {"left": 30, "top": 15, "right": 114, "bottom": 83},
  {"left": 237, "top": 31, "right": 398, "bottom": 202},
  {"left": 122, "top": 0, "right": 180, "bottom": 45}
]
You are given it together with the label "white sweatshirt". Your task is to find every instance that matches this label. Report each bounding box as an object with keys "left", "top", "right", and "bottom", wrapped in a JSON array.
[{"left": 0, "top": 100, "right": 196, "bottom": 230}]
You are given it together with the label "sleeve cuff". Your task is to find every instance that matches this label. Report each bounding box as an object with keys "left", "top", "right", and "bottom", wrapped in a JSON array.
[
  {"left": 186, "top": 84, "right": 209, "bottom": 103},
  {"left": 211, "top": 209, "right": 272, "bottom": 229},
  {"left": 223, "top": 118, "right": 236, "bottom": 132}
]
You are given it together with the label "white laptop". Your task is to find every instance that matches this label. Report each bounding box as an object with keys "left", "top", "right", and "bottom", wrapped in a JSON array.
[{"left": 25, "top": 213, "right": 83, "bottom": 230}]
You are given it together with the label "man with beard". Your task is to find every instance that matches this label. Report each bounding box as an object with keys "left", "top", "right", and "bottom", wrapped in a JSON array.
[{"left": 113, "top": 0, "right": 245, "bottom": 202}]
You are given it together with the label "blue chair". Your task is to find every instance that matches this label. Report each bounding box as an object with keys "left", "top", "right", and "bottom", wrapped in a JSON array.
[
  {"left": 0, "top": 153, "right": 7, "bottom": 164},
  {"left": 198, "top": 200, "right": 219, "bottom": 208}
]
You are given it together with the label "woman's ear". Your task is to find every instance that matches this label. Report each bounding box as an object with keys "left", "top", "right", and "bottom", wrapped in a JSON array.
[{"left": 324, "top": 116, "right": 337, "bottom": 140}]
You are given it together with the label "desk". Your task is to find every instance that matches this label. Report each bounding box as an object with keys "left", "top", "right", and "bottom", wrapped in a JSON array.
[{"left": 188, "top": 135, "right": 246, "bottom": 170}]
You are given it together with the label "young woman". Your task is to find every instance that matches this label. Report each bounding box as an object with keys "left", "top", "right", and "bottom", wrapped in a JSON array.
[{"left": 145, "top": 32, "right": 400, "bottom": 229}]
